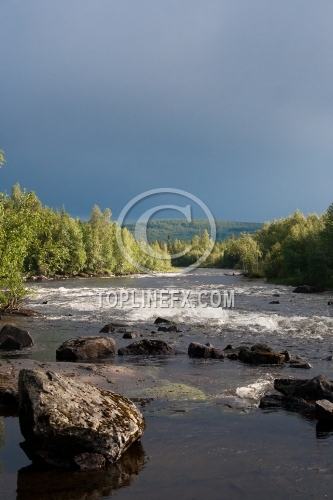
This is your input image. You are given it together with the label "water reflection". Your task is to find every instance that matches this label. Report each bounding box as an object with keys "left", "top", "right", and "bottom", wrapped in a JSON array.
[{"left": 16, "top": 440, "right": 146, "bottom": 500}]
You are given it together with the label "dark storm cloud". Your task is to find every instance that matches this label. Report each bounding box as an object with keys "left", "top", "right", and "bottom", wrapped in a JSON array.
[{"left": 1, "top": 0, "right": 333, "bottom": 221}]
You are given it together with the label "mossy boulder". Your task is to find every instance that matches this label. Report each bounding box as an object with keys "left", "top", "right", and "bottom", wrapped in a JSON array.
[{"left": 18, "top": 369, "right": 145, "bottom": 468}]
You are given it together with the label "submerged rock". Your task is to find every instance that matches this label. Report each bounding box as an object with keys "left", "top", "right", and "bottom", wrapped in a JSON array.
[
  {"left": 188, "top": 342, "right": 225, "bottom": 359},
  {"left": 238, "top": 347, "right": 285, "bottom": 365},
  {"left": 56, "top": 336, "right": 116, "bottom": 361},
  {"left": 118, "top": 339, "right": 176, "bottom": 356},
  {"left": 0, "top": 324, "right": 34, "bottom": 348},
  {"left": 18, "top": 369, "right": 145, "bottom": 468}
]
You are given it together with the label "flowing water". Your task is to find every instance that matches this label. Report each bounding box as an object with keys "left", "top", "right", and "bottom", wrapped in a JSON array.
[{"left": 1, "top": 269, "right": 333, "bottom": 499}]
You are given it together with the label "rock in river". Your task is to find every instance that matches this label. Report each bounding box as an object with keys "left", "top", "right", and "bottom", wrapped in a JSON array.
[
  {"left": 99, "top": 324, "right": 115, "bottom": 334},
  {"left": 274, "top": 375, "right": 333, "bottom": 402},
  {"left": 316, "top": 399, "right": 333, "bottom": 422},
  {"left": 0, "top": 336, "right": 23, "bottom": 350},
  {"left": 238, "top": 347, "right": 285, "bottom": 365},
  {"left": 18, "top": 369, "right": 145, "bottom": 468},
  {"left": 188, "top": 342, "right": 225, "bottom": 359},
  {"left": 0, "top": 324, "right": 34, "bottom": 348},
  {"left": 56, "top": 336, "right": 116, "bottom": 361},
  {"left": 118, "top": 339, "right": 176, "bottom": 356},
  {"left": 153, "top": 317, "right": 174, "bottom": 325}
]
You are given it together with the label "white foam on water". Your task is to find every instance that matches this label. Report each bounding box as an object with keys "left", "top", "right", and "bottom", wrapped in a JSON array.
[
  {"left": 236, "top": 378, "right": 273, "bottom": 401},
  {"left": 26, "top": 283, "right": 333, "bottom": 339}
]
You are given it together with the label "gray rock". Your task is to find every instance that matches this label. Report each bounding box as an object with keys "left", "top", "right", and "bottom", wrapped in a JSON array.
[
  {"left": 99, "top": 324, "right": 115, "bottom": 334},
  {"left": 153, "top": 317, "right": 174, "bottom": 325},
  {"left": 274, "top": 375, "right": 333, "bottom": 402},
  {"left": 18, "top": 369, "right": 145, "bottom": 468},
  {"left": 122, "top": 332, "right": 138, "bottom": 339},
  {"left": 188, "top": 342, "right": 225, "bottom": 359},
  {"left": 73, "top": 452, "right": 106, "bottom": 471},
  {"left": 0, "top": 336, "right": 23, "bottom": 350},
  {"left": 259, "top": 394, "right": 315, "bottom": 413},
  {"left": 117, "top": 328, "right": 132, "bottom": 334},
  {"left": 250, "top": 343, "right": 273, "bottom": 353},
  {"left": 238, "top": 347, "right": 285, "bottom": 365},
  {"left": 316, "top": 399, "right": 333, "bottom": 422},
  {"left": 0, "top": 325, "right": 34, "bottom": 348},
  {"left": 56, "top": 337, "right": 116, "bottom": 361},
  {"left": 118, "top": 339, "right": 176, "bottom": 356},
  {"left": 289, "top": 361, "right": 312, "bottom": 369}
]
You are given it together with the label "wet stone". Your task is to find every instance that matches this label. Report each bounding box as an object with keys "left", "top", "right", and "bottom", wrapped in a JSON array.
[
  {"left": 0, "top": 325, "right": 34, "bottom": 348},
  {"left": 118, "top": 339, "right": 176, "bottom": 356}
]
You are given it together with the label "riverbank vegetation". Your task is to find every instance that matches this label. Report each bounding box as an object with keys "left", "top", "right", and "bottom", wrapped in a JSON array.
[
  {"left": 169, "top": 207, "right": 333, "bottom": 287},
  {"left": 0, "top": 177, "right": 332, "bottom": 308},
  {"left": 0, "top": 184, "right": 172, "bottom": 308}
]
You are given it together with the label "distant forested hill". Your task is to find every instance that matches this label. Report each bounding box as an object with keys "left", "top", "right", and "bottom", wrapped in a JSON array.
[{"left": 124, "top": 219, "right": 263, "bottom": 243}]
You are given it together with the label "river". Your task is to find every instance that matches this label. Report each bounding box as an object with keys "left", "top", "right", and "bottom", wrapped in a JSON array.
[{"left": 0, "top": 269, "right": 333, "bottom": 499}]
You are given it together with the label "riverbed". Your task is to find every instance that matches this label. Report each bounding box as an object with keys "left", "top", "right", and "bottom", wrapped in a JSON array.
[{"left": 1, "top": 269, "right": 333, "bottom": 499}]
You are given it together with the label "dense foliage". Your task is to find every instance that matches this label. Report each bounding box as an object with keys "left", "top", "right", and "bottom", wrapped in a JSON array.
[
  {"left": 170, "top": 208, "right": 333, "bottom": 287},
  {"left": 0, "top": 184, "right": 172, "bottom": 308},
  {"left": 0, "top": 178, "right": 331, "bottom": 308}
]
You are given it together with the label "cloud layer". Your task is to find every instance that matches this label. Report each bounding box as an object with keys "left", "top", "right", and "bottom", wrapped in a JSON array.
[{"left": 1, "top": 1, "right": 332, "bottom": 221}]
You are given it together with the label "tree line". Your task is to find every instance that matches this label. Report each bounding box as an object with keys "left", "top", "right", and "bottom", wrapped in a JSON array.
[
  {"left": 0, "top": 184, "right": 171, "bottom": 308},
  {"left": 0, "top": 178, "right": 331, "bottom": 308},
  {"left": 169, "top": 206, "right": 333, "bottom": 287}
]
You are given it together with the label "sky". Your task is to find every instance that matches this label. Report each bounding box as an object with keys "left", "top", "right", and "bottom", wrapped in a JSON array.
[{"left": 1, "top": 1, "right": 333, "bottom": 223}]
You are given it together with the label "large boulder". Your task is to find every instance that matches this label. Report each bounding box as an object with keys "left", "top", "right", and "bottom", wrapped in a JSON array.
[
  {"left": 18, "top": 369, "right": 145, "bottom": 468},
  {"left": 56, "top": 336, "right": 116, "bottom": 361},
  {"left": 0, "top": 336, "right": 23, "bottom": 350},
  {"left": 188, "top": 342, "right": 225, "bottom": 359},
  {"left": 0, "top": 324, "right": 34, "bottom": 348},
  {"left": 238, "top": 347, "right": 285, "bottom": 365},
  {"left": 118, "top": 339, "right": 176, "bottom": 356},
  {"left": 274, "top": 375, "right": 333, "bottom": 402}
]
